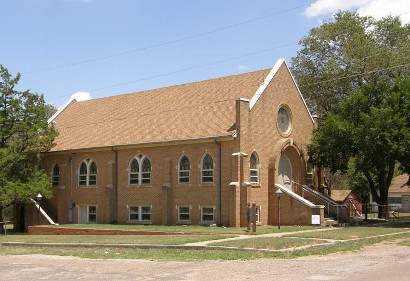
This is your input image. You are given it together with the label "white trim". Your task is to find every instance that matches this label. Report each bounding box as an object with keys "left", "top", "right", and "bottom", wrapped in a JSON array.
[
  {"left": 275, "top": 184, "right": 322, "bottom": 208},
  {"left": 48, "top": 92, "right": 92, "bottom": 124},
  {"left": 77, "top": 204, "right": 97, "bottom": 224},
  {"left": 249, "top": 58, "right": 314, "bottom": 123}
]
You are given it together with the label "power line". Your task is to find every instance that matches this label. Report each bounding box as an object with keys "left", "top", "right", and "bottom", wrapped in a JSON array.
[
  {"left": 48, "top": 41, "right": 297, "bottom": 101},
  {"left": 22, "top": 4, "right": 307, "bottom": 75}
]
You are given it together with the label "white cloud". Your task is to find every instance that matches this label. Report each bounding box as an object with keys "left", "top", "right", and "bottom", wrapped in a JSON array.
[
  {"left": 71, "top": 91, "right": 91, "bottom": 102},
  {"left": 235, "top": 64, "right": 249, "bottom": 72},
  {"left": 305, "top": 0, "right": 410, "bottom": 23}
]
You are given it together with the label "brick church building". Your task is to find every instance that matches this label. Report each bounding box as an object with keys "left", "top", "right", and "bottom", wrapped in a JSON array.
[{"left": 40, "top": 58, "right": 325, "bottom": 227}]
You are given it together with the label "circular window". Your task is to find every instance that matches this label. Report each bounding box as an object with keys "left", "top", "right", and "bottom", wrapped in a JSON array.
[{"left": 277, "top": 106, "right": 291, "bottom": 134}]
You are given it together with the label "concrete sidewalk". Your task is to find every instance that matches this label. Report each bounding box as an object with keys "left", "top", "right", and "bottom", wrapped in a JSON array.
[{"left": 184, "top": 227, "right": 338, "bottom": 246}]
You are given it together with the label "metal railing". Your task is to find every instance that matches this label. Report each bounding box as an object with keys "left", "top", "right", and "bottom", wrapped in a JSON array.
[{"left": 293, "top": 182, "right": 350, "bottom": 222}]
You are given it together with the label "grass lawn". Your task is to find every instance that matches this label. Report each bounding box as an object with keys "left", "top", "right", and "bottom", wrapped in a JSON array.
[
  {"left": 0, "top": 234, "right": 234, "bottom": 245},
  {"left": 286, "top": 226, "right": 410, "bottom": 240},
  {"left": 210, "top": 237, "right": 325, "bottom": 250},
  {"left": 54, "top": 224, "right": 318, "bottom": 235},
  {"left": 1, "top": 233, "right": 408, "bottom": 261}
]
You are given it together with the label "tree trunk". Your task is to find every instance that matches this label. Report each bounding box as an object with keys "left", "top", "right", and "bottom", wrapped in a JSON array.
[{"left": 0, "top": 206, "right": 4, "bottom": 235}]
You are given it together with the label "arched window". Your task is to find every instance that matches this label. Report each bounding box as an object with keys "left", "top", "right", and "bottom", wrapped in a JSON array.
[
  {"left": 79, "top": 159, "right": 97, "bottom": 186},
  {"left": 201, "top": 154, "right": 214, "bottom": 183},
  {"left": 178, "top": 155, "right": 190, "bottom": 183},
  {"left": 128, "top": 155, "right": 151, "bottom": 185},
  {"left": 250, "top": 152, "right": 260, "bottom": 183},
  {"left": 52, "top": 164, "right": 60, "bottom": 187},
  {"left": 129, "top": 159, "right": 139, "bottom": 184}
]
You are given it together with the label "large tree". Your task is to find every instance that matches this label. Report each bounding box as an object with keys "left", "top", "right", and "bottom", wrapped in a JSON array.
[
  {"left": 291, "top": 11, "right": 410, "bottom": 117},
  {"left": 0, "top": 65, "right": 57, "bottom": 224},
  {"left": 309, "top": 78, "right": 410, "bottom": 218}
]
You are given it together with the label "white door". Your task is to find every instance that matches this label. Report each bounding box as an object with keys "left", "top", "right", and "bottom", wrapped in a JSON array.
[
  {"left": 278, "top": 154, "right": 292, "bottom": 190},
  {"left": 78, "top": 205, "right": 88, "bottom": 224}
]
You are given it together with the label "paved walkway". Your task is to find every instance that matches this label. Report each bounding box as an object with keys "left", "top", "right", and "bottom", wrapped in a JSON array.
[
  {"left": 1, "top": 240, "right": 410, "bottom": 280},
  {"left": 184, "top": 227, "right": 338, "bottom": 246}
]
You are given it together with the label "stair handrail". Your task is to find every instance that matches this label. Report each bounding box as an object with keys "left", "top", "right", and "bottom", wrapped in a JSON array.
[
  {"left": 30, "top": 198, "right": 57, "bottom": 225},
  {"left": 275, "top": 184, "right": 323, "bottom": 208}
]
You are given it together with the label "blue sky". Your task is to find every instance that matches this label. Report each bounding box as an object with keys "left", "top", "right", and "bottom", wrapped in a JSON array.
[{"left": 1, "top": 0, "right": 407, "bottom": 107}]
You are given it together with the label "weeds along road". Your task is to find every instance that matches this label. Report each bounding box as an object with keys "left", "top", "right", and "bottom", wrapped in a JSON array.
[{"left": 1, "top": 240, "right": 410, "bottom": 281}]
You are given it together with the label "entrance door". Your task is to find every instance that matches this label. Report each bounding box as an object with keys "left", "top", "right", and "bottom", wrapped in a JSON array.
[
  {"left": 278, "top": 154, "right": 292, "bottom": 190},
  {"left": 78, "top": 205, "right": 88, "bottom": 224}
]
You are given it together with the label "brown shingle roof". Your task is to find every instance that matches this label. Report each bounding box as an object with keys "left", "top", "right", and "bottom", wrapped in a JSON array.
[
  {"left": 389, "top": 174, "right": 410, "bottom": 193},
  {"left": 51, "top": 69, "right": 271, "bottom": 152},
  {"left": 330, "top": 190, "right": 352, "bottom": 202}
]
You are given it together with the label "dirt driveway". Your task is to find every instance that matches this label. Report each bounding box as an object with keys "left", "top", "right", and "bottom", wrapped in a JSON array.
[{"left": 1, "top": 240, "right": 409, "bottom": 281}]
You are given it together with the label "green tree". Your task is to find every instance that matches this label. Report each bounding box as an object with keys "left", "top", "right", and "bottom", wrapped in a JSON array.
[
  {"left": 291, "top": 11, "right": 410, "bottom": 117},
  {"left": 0, "top": 65, "right": 57, "bottom": 224},
  {"left": 309, "top": 79, "right": 410, "bottom": 218}
]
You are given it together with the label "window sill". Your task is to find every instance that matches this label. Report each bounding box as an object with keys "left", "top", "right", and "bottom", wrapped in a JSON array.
[
  {"left": 201, "top": 221, "right": 215, "bottom": 225},
  {"left": 78, "top": 185, "right": 98, "bottom": 189},
  {"left": 126, "top": 184, "right": 152, "bottom": 188},
  {"left": 199, "top": 183, "right": 215, "bottom": 187},
  {"left": 176, "top": 183, "right": 192, "bottom": 187},
  {"left": 176, "top": 220, "right": 192, "bottom": 225}
]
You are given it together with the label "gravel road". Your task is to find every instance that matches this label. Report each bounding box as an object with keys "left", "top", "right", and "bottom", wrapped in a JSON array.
[{"left": 1, "top": 241, "right": 409, "bottom": 281}]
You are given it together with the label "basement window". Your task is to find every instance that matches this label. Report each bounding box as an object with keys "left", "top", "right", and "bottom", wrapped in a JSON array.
[
  {"left": 201, "top": 206, "right": 215, "bottom": 224},
  {"left": 178, "top": 206, "right": 191, "bottom": 222},
  {"left": 128, "top": 206, "right": 152, "bottom": 222}
]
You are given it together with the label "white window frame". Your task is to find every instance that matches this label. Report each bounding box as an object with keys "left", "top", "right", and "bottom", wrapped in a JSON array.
[
  {"left": 78, "top": 159, "right": 97, "bottom": 187},
  {"left": 51, "top": 163, "right": 60, "bottom": 187},
  {"left": 249, "top": 152, "right": 260, "bottom": 183},
  {"left": 200, "top": 206, "right": 215, "bottom": 224},
  {"left": 128, "top": 205, "right": 152, "bottom": 223},
  {"left": 178, "top": 155, "right": 191, "bottom": 184},
  {"left": 77, "top": 204, "right": 97, "bottom": 224},
  {"left": 177, "top": 205, "right": 191, "bottom": 223},
  {"left": 255, "top": 205, "right": 261, "bottom": 224},
  {"left": 128, "top": 155, "right": 152, "bottom": 185},
  {"left": 87, "top": 205, "right": 97, "bottom": 223},
  {"left": 201, "top": 153, "right": 214, "bottom": 184}
]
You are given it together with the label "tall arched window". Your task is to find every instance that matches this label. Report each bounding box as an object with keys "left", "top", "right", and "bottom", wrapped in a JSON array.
[
  {"left": 201, "top": 154, "right": 214, "bottom": 183},
  {"left": 79, "top": 159, "right": 97, "bottom": 186},
  {"left": 250, "top": 152, "right": 260, "bottom": 183},
  {"left": 128, "top": 155, "right": 151, "bottom": 185},
  {"left": 178, "top": 155, "right": 190, "bottom": 183},
  {"left": 52, "top": 164, "right": 60, "bottom": 187}
]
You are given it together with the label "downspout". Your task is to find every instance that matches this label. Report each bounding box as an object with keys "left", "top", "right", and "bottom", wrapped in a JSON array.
[
  {"left": 111, "top": 147, "right": 119, "bottom": 223},
  {"left": 215, "top": 139, "right": 222, "bottom": 226}
]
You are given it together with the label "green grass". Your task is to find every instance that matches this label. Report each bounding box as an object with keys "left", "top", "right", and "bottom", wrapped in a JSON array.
[
  {"left": 1, "top": 233, "right": 409, "bottom": 261},
  {"left": 286, "top": 226, "right": 410, "bottom": 240},
  {"left": 54, "top": 224, "right": 318, "bottom": 235},
  {"left": 0, "top": 234, "right": 233, "bottom": 245},
  {"left": 399, "top": 239, "right": 410, "bottom": 246},
  {"left": 210, "top": 237, "right": 325, "bottom": 250}
]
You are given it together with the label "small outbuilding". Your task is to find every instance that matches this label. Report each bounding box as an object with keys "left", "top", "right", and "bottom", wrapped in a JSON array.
[{"left": 330, "top": 190, "right": 362, "bottom": 217}]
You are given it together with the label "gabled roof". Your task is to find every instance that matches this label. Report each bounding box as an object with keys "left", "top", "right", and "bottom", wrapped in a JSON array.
[
  {"left": 330, "top": 190, "right": 353, "bottom": 202},
  {"left": 50, "top": 68, "right": 271, "bottom": 152},
  {"left": 389, "top": 174, "right": 410, "bottom": 193}
]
